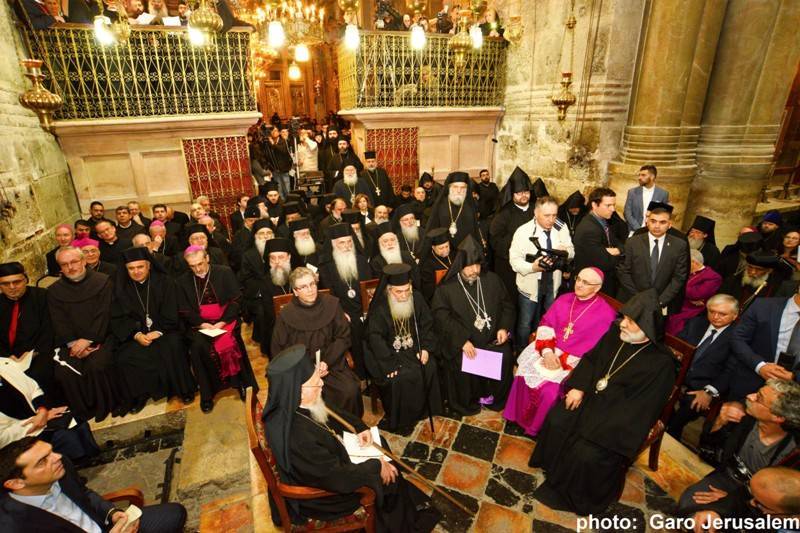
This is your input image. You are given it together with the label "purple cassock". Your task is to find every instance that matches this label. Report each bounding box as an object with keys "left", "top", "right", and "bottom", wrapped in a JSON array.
[
  {"left": 503, "top": 292, "right": 616, "bottom": 437},
  {"left": 665, "top": 266, "right": 722, "bottom": 337}
]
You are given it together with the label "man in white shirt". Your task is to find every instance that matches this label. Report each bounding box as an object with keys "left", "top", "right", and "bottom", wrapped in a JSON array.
[
  {"left": 296, "top": 129, "right": 318, "bottom": 172},
  {"left": 509, "top": 196, "right": 574, "bottom": 352},
  {"left": 1, "top": 437, "right": 186, "bottom": 532},
  {"left": 623, "top": 164, "right": 669, "bottom": 232}
]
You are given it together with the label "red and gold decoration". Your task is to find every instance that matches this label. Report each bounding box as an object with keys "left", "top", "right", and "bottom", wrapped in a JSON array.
[{"left": 366, "top": 128, "right": 419, "bottom": 192}]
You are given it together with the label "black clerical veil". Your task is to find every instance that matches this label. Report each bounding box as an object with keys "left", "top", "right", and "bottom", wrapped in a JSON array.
[
  {"left": 498, "top": 166, "right": 532, "bottom": 209},
  {"left": 443, "top": 234, "right": 484, "bottom": 283},
  {"left": 619, "top": 288, "right": 664, "bottom": 345},
  {"left": 263, "top": 344, "right": 315, "bottom": 476}
]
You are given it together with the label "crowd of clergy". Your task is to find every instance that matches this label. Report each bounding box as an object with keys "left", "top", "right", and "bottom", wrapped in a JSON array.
[{"left": 2, "top": 152, "right": 800, "bottom": 532}]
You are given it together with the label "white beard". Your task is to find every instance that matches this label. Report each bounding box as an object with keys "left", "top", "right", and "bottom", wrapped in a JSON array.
[
  {"left": 688, "top": 237, "right": 704, "bottom": 250},
  {"left": 380, "top": 245, "right": 403, "bottom": 265},
  {"left": 374, "top": 216, "right": 389, "bottom": 225},
  {"left": 306, "top": 396, "right": 328, "bottom": 424},
  {"left": 344, "top": 174, "right": 358, "bottom": 187},
  {"left": 332, "top": 248, "right": 359, "bottom": 283},
  {"left": 388, "top": 294, "right": 415, "bottom": 321},
  {"left": 742, "top": 272, "right": 769, "bottom": 288},
  {"left": 401, "top": 225, "right": 419, "bottom": 246},
  {"left": 620, "top": 329, "right": 648, "bottom": 344},
  {"left": 270, "top": 264, "right": 290, "bottom": 287},
  {"left": 254, "top": 237, "right": 267, "bottom": 257},
  {"left": 294, "top": 236, "right": 316, "bottom": 256},
  {"left": 449, "top": 189, "right": 466, "bottom": 206}
]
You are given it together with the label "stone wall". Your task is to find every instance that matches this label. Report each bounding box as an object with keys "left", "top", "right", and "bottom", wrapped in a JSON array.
[
  {"left": 492, "top": 0, "right": 645, "bottom": 201},
  {"left": 0, "top": 2, "right": 79, "bottom": 277}
]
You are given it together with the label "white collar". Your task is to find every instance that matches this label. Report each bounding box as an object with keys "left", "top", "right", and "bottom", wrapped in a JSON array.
[{"left": 9, "top": 481, "right": 61, "bottom": 508}]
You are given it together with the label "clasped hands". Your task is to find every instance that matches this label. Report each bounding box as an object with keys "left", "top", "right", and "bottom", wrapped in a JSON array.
[
  {"left": 134, "top": 331, "right": 163, "bottom": 347},
  {"left": 69, "top": 338, "right": 99, "bottom": 358}
]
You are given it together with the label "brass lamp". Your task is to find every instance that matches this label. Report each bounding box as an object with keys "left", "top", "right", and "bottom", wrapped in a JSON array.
[
  {"left": 448, "top": 9, "right": 473, "bottom": 68},
  {"left": 551, "top": 72, "right": 577, "bottom": 121},
  {"left": 188, "top": 0, "right": 224, "bottom": 46},
  {"left": 18, "top": 59, "right": 63, "bottom": 133}
]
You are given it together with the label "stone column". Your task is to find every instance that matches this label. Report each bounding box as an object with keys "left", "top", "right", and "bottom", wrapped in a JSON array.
[
  {"left": 684, "top": 0, "right": 800, "bottom": 245},
  {"left": 607, "top": 0, "right": 727, "bottom": 227}
]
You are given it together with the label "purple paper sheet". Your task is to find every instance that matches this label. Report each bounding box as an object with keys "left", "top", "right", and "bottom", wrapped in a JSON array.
[{"left": 461, "top": 348, "right": 503, "bottom": 380}]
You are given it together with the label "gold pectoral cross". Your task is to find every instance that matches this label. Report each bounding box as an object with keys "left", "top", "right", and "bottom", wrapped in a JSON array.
[{"left": 562, "top": 322, "right": 574, "bottom": 340}]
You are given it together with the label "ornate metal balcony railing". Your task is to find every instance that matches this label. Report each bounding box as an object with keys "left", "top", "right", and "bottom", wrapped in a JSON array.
[
  {"left": 338, "top": 30, "right": 507, "bottom": 110},
  {"left": 21, "top": 24, "right": 256, "bottom": 120}
]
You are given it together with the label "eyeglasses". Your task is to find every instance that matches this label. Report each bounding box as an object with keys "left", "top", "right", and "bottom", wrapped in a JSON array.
[
  {"left": 294, "top": 281, "right": 317, "bottom": 292},
  {"left": 575, "top": 276, "right": 601, "bottom": 286}
]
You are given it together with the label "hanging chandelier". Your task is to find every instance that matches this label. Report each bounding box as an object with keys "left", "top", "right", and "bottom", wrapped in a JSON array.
[
  {"left": 248, "top": 0, "right": 325, "bottom": 51},
  {"left": 188, "top": 0, "right": 224, "bottom": 46},
  {"left": 93, "top": 0, "right": 131, "bottom": 46}
]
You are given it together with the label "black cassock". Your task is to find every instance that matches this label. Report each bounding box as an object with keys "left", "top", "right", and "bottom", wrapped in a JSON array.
[
  {"left": 425, "top": 200, "right": 480, "bottom": 250},
  {"left": 369, "top": 251, "right": 421, "bottom": 290},
  {"left": 361, "top": 167, "right": 396, "bottom": 208},
  {"left": 111, "top": 272, "right": 196, "bottom": 405},
  {"left": 530, "top": 328, "right": 676, "bottom": 515},
  {"left": 237, "top": 247, "right": 276, "bottom": 357},
  {"left": 489, "top": 203, "right": 534, "bottom": 299},
  {"left": 332, "top": 178, "right": 376, "bottom": 208},
  {"left": 318, "top": 255, "right": 375, "bottom": 379},
  {"left": 419, "top": 253, "right": 452, "bottom": 303},
  {"left": 47, "top": 269, "right": 121, "bottom": 421},
  {"left": 366, "top": 293, "right": 442, "bottom": 431},
  {"left": 269, "top": 404, "right": 437, "bottom": 532},
  {"left": 176, "top": 265, "right": 258, "bottom": 403},
  {"left": 431, "top": 272, "right": 515, "bottom": 413},
  {"left": 0, "top": 287, "right": 59, "bottom": 403}
]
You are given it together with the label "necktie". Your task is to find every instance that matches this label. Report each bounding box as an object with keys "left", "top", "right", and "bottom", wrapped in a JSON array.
[
  {"left": 650, "top": 238, "right": 660, "bottom": 283},
  {"left": 8, "top": 301, "right": 19, "bottom": 350},
  {"left": 693, "top": 328, "right": 717, "bottom": 363},
  {"left": 541, "top": 230, "right": 553, "bottom": 291},
  {"left": 603, "top": 224, "right": 611, "bottom": 245}
]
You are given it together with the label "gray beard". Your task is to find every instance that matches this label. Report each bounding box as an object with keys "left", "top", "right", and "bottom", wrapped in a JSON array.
[
  {"left": 688, "top": 237, "right": 704, "bottom": 250},
  {"left": 374, "top": 216, "right": 389, "bottom": 225},
  {"left": 295, "top": 236, "right": 316, "bottom": 256},
  {"left": 449, "top": 191, "right": 466, "bottom": 206},
  {"left": 401, "top": 225, "right": 419, "bottom": 246},
  {"left": 254, "top": 238, "right": 267, "bottom": 257},
  {"left": 380, "top": 246, "right": 403, "bottom": 265},
  {"left": 388, "top": 294, "right": 415, "bottom": 321},
  {"left": 344, "top": 174, "right": 358, "bottom": 187},
  {"left": 332, "top": 249, "right": 359, "bottom": 283},
  {"left": 742, "top": 272, "right": 769, "bottom": 288},
  {"left": 270, "top": 264, "right": 290, "bottom": 287},
  {"left": 305, "top": 396, "right": 328, "bottom": 424}
]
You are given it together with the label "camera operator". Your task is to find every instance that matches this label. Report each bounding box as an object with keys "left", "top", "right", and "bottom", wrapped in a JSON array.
[
  {"left": 435, "top": 7, "right": 453, "bottom": 34},
  {"left": 264, "top": 124, "right": 293, "bottom": 200},
  {"left": 509, "top": 196, "right": 574, "bottom": 353},
  {"left": 676, "top": 379, "right": 800, "bottom": 521}
]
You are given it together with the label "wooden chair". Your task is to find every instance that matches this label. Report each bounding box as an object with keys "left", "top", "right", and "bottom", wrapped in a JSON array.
[
  {"left": 245, "top": 388, "right": 377, "bottom": 532},
  {"left": 598, "top": 293, "right": 696, "bottom": 471},
  {"left": 102, "top": 487, "right": 144, "bottom": 508}
]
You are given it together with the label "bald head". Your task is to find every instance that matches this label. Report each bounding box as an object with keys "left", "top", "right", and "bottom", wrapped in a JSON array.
[
  {"left": 574, "top": 267, "right": 603, "bottom": 299},
  {"left": 750, "top": 467, "right": 800, "bottom": 515}
]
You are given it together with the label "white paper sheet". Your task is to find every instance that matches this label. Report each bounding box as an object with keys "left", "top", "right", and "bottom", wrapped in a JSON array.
[{"left": 342, "top": 427, "right": 386, "bottom": 464}]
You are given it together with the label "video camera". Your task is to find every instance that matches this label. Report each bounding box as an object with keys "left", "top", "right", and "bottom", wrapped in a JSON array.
[{"left": 525, "top": 236, "right": 569, "bottom": 272}]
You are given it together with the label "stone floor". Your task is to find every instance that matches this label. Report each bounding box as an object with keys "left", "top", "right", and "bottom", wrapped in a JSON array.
[{"left": 84, "top": 325, "right": 714, "bottom": 532}]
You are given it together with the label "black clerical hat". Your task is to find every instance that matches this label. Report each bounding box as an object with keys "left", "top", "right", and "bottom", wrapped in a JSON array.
[
  {"left": 283, "top": 202, "right": 300, "bottom": 216},
  {"left": 288, "top": 217, "right": 310, "bottom": 232},
  {"left": 185, "top": 224, "right": 209, "bottom": 238},
  {"left": 252, "top": 219, "right": 275, "bottom": 234},
  {"left": 0, "top": 262, "right": 25, "bottom": 278},
  {"left": 121, "top": 246, "right": 151, "bottom": 264},
  {"left": 244, "top": 206, "right": 261, "bottom": 219},
  {"left": 690, "top": 215, "right": 716, "bottom": 243},
  {"left": 266, "top": 238, "right": 292, "bottom": 255},
  {"left": 327, "top": 223, "right": 351, "bottom": 240},
  {"left": 445, "top": 171, "right": 470, "bottom": 185},
  {"left": 620, "top": 288, "right": 663, "bottom": 343},
  {"left": 364, "top": 150, "right": 376, "bottom": 159},
  {"left": 745, "top": 252, "right": 779, "bottom": 269},
  {"left": 507, "top": 167, "right": 531, "bottom": 194},
  {"left": 443, "top": 234, "right": 484, "bottom": 283},
  {"left": 646, "top": 201, "right": 674, "bottom": 214},
  {"left": 375, "top": 221, "right": 394, "bottom": 239},
  {"left": 532, "top": 177, "right": 549, "bottom": 198},
  {"left": 561, "top": 190, "right": 586, "bottom": 210},
  {"left": 341, "top": 209, "right": 362, "bottom": 225},
  {"left": 419, "top": 172, "right": 434, "bottom": 185},
  {"left": 384, "top": 263, "right": 411, "bottom": 286},
  {"left": 393, "top": 202, "right": 416, "bottom": 221},
  {"left": 247, "top": 195, "right": 266, "bottom": 208},
  {"left": 427, "top": 228, "right": 450, "bottom": 246},
  {"left": 738, "top": 231, "right": 763, "bottom": 253}
]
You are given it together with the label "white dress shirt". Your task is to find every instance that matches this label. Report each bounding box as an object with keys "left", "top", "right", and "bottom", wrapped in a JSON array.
[
  {"left": 641, "top": 185, "right": 655, "bottom": 227},
  {"left": 9, "top": 481, "right": 102, "bottom": 533},
  {"left": 648, "top": 234, "right": 663, "bottom": 258},
  {"left": 775, "top": 297, "right": 800, "bottom": 360}
]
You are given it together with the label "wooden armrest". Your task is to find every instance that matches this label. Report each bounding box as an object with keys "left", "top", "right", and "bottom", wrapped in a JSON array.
[
  {"left": 277, "top": 482, "right": 338, "bottom": 500},
  {"left": 344, "top": 351, "right": 355, "bottom": 370},
  {"left": 102, "top": 487, "right": 144, "bottom": 508},
  {"left": 355, "top": 486, "right": 376, "bottom": 507}
]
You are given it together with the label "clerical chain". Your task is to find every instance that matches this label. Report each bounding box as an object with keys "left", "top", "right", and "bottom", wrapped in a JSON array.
[
  {"left": 392, "top": 316, "right": 414, "bottom": 351},
  {"left": 365, "top": 170, "right": 381, "bottom": 197},
  {"left": 193, "top": 271, "right": 212, "bottom": 309},
  {"left": 133, "top": 278, "right": 153, "bottom": 331},
  {"left": 447, "top": 201, "right": 464, "bottom": 238},
  {"left": 595, "top": 342, "right": 651, "bottom": 393},
  {"left": 562, "top": 295, "right": 598, "bottom": 341},
  {"left": 458, "top": 276, "right": 491, "bottom": 331},
  {"left": 344, "top": 183, "right": 357, "bottom": 205}
]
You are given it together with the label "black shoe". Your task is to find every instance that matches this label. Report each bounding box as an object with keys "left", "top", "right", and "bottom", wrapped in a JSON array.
[
  {"left": 181, "top": 394, "right": 195, "bottom": 404},
  {"left": 237, "top": 385, "right": 246, "bottom": 401},
  {"left": 201, "top": 400, "right": 214, "bottom": 413},
  {"left": 130, "top": 399, "right": 147, "bottom": 414}
]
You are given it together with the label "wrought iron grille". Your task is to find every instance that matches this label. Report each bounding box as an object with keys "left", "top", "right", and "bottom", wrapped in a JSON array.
[
  {"left": 365, "top": 127, "right": 419, "bottom": 192},
  {"left": 21, "top": 25, "right": 257, "bottom": 120},
  {"left": 338, "top": 30, "right": 507, "bottom": 109},
  {"left": 183, "top": 135, "right": 254, "bottom": 233}
]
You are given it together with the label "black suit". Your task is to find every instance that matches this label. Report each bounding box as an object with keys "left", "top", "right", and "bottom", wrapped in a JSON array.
[
  {"left": 617, "top": 232, "right": 689, "bottom": 312},
  {"left": 18, "top": 0, "right": 56, "bottom": 29},
  {"left": 730, "top": 297, "right": 798, "bottom": 400},
  {"left": 0, "top": 456, "right": 186, "bottom": 532},
  {"left": 667, "top": 316, "right": 735, "bottom": 439},
  {"left": 572, "top": 214, "right": 623, "bottom": 296},
  {"left": 229, "top": 209, "right": 246, "bottom": 236}
]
